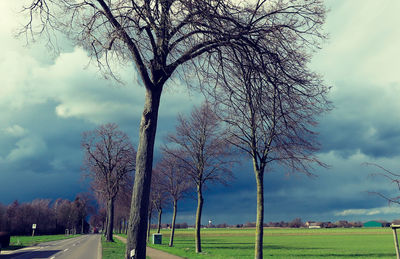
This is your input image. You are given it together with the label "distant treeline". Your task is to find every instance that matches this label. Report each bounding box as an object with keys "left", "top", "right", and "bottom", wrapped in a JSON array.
[
  {"left": 0, "top": 196, "right": 91, "bottom": 236},
  {"left": 154, "top": 219, "right": 394, "bottom": 230}
]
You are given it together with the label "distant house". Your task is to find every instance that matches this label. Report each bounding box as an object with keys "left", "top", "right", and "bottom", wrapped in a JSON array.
[
  {"left": 363, "top": 221, "right": 387, "bottom": 228},
  {"left": 305, "top": 221, "right": 321, "bottom": 229}
]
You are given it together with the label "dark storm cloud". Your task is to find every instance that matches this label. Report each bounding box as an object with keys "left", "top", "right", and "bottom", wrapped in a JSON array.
[
  {"left": 2, "top": 0, "right": 400, "bottom": 225},
  {"left": 319, "top": 82, "right": 400, "bottom": 158}
]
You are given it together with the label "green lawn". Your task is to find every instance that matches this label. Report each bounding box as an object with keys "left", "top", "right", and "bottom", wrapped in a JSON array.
[
  {"left": 118, "top": 228, "right": 397, "bottom": 259},
  {"left": 102, "top": 236, "right": 126, "bottom": 259},
  {"left": 102, "top": 235, "right": 150, "bottom": 259},
  {"left": 6, "top": 234, "right": 80, "bottom": 250}
]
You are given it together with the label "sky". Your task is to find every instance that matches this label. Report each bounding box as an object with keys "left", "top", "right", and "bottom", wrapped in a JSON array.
[{"left": 1, "top": 0, "right": 400, "bottom": 225}]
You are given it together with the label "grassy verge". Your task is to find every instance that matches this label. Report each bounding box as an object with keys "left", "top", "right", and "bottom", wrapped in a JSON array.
[
  {"left": 131, "top": 228, "right": 397, "bottom": 259},
  {"left": 5, "top": 234, "right": 80, "bottom": 251},
  {"left": 102, "top": 235, "right": 150, "bottom": 259},
  {"left": 102, "top": 236, "right": 126, "bottom": 259}
]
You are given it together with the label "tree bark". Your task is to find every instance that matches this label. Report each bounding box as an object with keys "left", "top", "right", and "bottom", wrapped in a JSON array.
[
  {"left": 106, "top": 197, "right": 115, "bottom": 242},
  {"left": 195, "top": 184, "right": 204, "bottom": 253},
  {"left": 169, "top": 200, "right": 177, "bottom": 247},
  {"left": 81, "top": 218, "right": 84, "bottom": 234},
  {"left": 157, "top": 208, "right": 162, "bottom": 233},
  {"left": 126, "top": 87, "right": 162, "bottom": 259},
  {"left": 104, "top": 212, "right": 108, "bottom": 237},
  {"left": 147, "top": 210, "right": 152, "bottom": 242},
  {"left": 254, "top": 167, "right": 264, "bottom": 259}
]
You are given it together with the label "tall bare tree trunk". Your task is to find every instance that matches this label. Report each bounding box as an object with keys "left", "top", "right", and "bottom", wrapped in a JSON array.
[
  {"left": 106, "top": 198, "right": 115, "bottom": 242},
  {"left": 104, "top": 212, "right": 108, "bottom": 237},
  {"left": 147, "top": 211, "right": 152, "bottom": 242},
  {"left": 169, "top": 200, "right": 177, "bottom": 247},
  {"left": 81, "top": 218, "right": 84, "bottom": 234},
  {"left": 254, "top": 167, "right": 264, "bottom": 259},
  {"left": 127, "top": 87, "right": 162, "bottom": 259},
  {"left": 157, "top": 208, "right": 162, "bottom": 233},
  {"left": 195, "top": 184, "right": 204, "bottom": 253}
]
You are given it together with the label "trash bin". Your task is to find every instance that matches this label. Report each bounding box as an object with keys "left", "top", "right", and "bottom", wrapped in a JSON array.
[{"left": 152, "top": 233, "right": 162, "bottom": 244}]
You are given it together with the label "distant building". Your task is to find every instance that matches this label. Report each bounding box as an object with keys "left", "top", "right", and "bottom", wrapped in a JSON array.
[
  {"left": 305, "top": 221, "right": 321, "bottom": 229},
  {"left": 363, "top": 221, "right": 387, "bottom": 228}
]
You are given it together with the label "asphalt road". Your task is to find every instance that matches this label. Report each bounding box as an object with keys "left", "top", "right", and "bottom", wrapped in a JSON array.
[{"left": 0, "top": 234, "right": 101, "bottom": 259}]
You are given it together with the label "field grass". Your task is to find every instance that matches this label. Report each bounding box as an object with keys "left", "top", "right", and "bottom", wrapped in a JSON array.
[
  {"left": 118, "top": 227, "right": 397, "bottom": 259},
  {"left": 102, "top": 236, "right": 126, "bottom": 259},
  {"left": 6, "top": 234, "right": 80, "bottom": 250},
  {"left": 102, "top": 235, "right": 150, "bottom": 259}
]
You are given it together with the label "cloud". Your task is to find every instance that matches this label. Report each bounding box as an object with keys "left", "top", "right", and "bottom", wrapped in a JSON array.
[
  {"left": 312, "top": 0, "right": 400, "bottom": 159},
  {"left": 315, "top": 0, "right": 400, "bottom": 85},
  {"left": 6, "top": 135, "right": 47, "bottom": 162},
  {"left": 318, "top": 81, "right": 400, "bottom": 158},
  {"left": 335, "top": 206, "right": 400, "bottom": 217},
  {"left": 4, "top": 125, "right": 28, "bottom": 137}
]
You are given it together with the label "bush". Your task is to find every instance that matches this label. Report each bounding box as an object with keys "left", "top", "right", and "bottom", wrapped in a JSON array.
[{"left": 0, "top": 232, "right": 10, "bottom": 249}]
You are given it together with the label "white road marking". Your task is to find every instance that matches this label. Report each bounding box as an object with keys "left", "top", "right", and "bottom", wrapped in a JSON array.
[
  {"left": 64, "top": 248, "right": 69, "bottom": 252},
  {"left": 50, "top": 257, "right": 55, "bottom": 259}
]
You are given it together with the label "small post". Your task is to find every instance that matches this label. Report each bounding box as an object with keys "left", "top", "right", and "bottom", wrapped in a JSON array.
[
  {"left": 130, "top": 249, "right": 135, "bottom": 259},
  {"left": 391, "top": 224, "right": 400, "bottom": 259},
  {"left": 32, "top": 224, "right": 37, "bottom": 237}
]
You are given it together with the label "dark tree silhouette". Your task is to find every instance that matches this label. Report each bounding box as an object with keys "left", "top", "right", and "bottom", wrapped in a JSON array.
[
  {"left": 149, "top": 167, "right": 169, "bottom": 234},
  {"left": 157, "top": 151, "right": 192, "bottom": 247},
  {"left": 20, "top": 1, "right": 327, "bottom": 257},
  {"left": 114, "top": 181, "right": 133, "bottom": 234},
  {"left": 205, "top": 36, "right": 329, "bottom": 259},
  {"left": 165, "top": 102, "right": 235, "bottom": 252},
  {"left": 82, "top": 123, "right": 136, "bottom": 242}
]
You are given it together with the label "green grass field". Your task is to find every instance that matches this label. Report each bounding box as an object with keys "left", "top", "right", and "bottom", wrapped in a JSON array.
[
  {"left": 102, "top": 236, "right": 126, "bottom": 259},
  {"left": 119, "top": 228, "right": 397, "bottom": 258},
  {"left": 5, "top": 234, "right": 80, "bottom": 250}
]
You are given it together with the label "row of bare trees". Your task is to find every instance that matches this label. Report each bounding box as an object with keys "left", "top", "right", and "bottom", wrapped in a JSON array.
[
  {"left": 20, "top": 1, "right": 329, "bottom": 258},
  {"left": 0, "top": 195, "right": 92, "bottom": 236},
  {"left": 153, "top": 95, "right": 328, "bottom": 255}
]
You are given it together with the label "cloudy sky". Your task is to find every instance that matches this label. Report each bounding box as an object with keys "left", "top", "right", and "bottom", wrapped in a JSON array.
[{"left": 1, "top": 0, "right": 400, "bottom": 225}]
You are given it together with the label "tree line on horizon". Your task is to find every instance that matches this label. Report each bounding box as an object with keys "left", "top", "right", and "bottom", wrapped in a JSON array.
[{"left": 0, "top": 195, "right": 92, "bottom": 236}]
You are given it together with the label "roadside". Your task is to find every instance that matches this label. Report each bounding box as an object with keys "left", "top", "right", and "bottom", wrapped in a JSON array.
[
  {"left": 114, "top": 235, "right": 184, "bottom": 259},
  {"left": 0, "top": 234, "right": 81, "bottom": 255},
  {"left": 0, "top": 235, "right": 101, "bottom": 259}
]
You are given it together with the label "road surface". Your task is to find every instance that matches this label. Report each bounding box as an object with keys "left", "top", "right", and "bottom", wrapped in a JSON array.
[{"left": 0, "top": 234, "right": 101, "bottom": 259}]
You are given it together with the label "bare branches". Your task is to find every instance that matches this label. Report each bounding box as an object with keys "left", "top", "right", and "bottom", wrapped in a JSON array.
[
  {"left": 164, "top": 102, "right": 236, "bottom": 187},
  {"left": 163, "top": 101, "right": 236, "bottom": 252},
  {"left": 365, "top": 163, "right": 400, "bottom": 205},
  {"left": 82, "top": 123, "right": 136, "bottom": 202},
  {"left": 204, "top": 30, "right": 329, "bottom": 176},
  {"left": 19, "top": 0, "right": 327, "bottom": 92}
]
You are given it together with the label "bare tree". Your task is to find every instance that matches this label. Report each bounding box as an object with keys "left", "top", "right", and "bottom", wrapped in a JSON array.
[
  {"left": 73, "top": 193, "right": 96, "bottom": 234},
  {"left": 365, "top": 163, "right": 400, "bottom": 205},
  {"left": 149, "top": 167, "right": 169, "bottom": 234},
  {"left": 114, "top": 181, "right": 133, "bottom": 234},
  {"left": 82, "top": 123, "right": 136, "bottom": 242},
  {"left": 157, "top": 151, "right": 192, "bottom": 247},
  {"left": 20, "top": 1, "right": 327, "bottom": 257},
  {"left": 90, "top": 207, "right": 107, "bottom": 233},
  {"left": 0, "top": 203, "right": 6, "bottom": 231},
  {"left": 205, "top": 41, "right": 329, "bottom": 258},
  {"left": 165, "top": 102, "right": 235, "bottom": 253},
  {"left": 146, "top": 198, "right": 156, "bottom": 242}
]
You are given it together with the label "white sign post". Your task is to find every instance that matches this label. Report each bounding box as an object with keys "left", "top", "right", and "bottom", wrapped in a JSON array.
[
  {"left": 130, "top": 249, "right": 135, "bottom": 259},
  {"left": 32, "top": 224, "right": 37, "bottom": 237}
]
